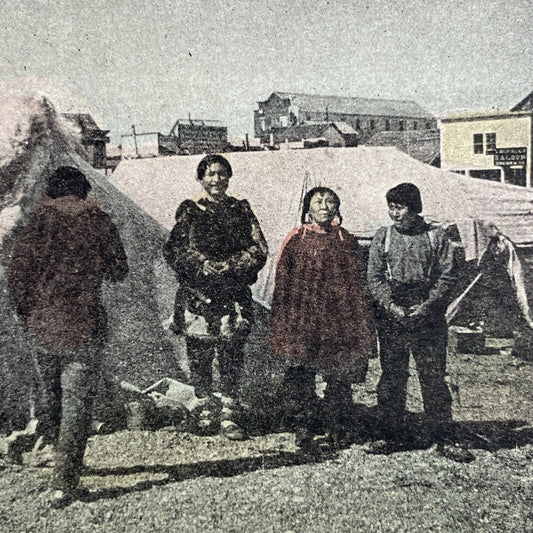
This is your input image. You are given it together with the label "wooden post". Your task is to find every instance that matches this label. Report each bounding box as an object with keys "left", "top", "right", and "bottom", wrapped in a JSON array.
[{"left": 132, "top": 125, "right": 139, "bottom": 158}]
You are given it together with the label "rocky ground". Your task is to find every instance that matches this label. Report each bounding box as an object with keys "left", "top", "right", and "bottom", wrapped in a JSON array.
[{"left": 2, "top": 339, "right": 533, "bottom": 532}]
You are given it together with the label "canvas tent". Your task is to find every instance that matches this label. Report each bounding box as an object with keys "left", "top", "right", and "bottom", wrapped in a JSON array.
[
  {"left": 112, "top": 147, "right": 533, "bottom": 321},
  {"left": 3, "top": 94, "right": 533, "bottom": 430},
  {"left": 0, "top": 95, "right": 183, "bottom": 432}
]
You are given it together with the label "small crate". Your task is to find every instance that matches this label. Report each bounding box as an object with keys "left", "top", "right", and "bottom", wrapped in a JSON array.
[
  {"left": 448, "top": 326, "right": 486, "bottom": 355},
  {"left": 511, "top": 329, "right": 533, "bottom": 361}
]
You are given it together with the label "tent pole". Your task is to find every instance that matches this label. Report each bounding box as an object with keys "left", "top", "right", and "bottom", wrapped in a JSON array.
[
  {"left": 446, "top": 272, "right": 483, "bottom": 323},
  {"left": 297, "top": 171, "right": 310, "bottom": 226}
]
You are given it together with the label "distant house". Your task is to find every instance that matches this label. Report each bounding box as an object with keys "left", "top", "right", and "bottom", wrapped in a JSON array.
[
  {"left": 62, "top": 113, "right": 109, "bottom": 169},
  {"left": 322, "top": 122, "right": 358, "bottom": 147},
  {"left": 254, "top": 91, "right": 436, "bottom": 145},
  {"left": 440, "top": 91, "right": 533, "bottom": 187},
  {"left": 158, "top": 119, "right": 228, "bottom": 155}
]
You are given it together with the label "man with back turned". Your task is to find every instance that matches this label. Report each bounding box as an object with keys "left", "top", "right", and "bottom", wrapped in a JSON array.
[{"left": 9, "top": 166, "right": 129, "bottom": 506}]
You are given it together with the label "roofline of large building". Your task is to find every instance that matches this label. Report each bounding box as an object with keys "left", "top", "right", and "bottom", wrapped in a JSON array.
[
  {"left": 260, "top": 91, "right": 420, "bottom": 106},
  {"left": 257, "top": 91, "right": 432, "bottom": 114},
  {"left": 441, "top": 109, "right": 533, "bottom": 123},
  {"left": 272, "top": 90, "right": 422, "bottom": 105}
]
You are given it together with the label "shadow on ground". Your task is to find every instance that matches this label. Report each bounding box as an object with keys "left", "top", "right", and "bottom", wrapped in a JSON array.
[
  {"left": 76, "top": 413, "right": 533, "bottom": 504},
  {"left": 81, "top": 448, "right": 330, "bottom": 503}
]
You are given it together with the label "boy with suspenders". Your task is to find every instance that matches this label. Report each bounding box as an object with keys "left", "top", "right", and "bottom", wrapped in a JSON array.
[{"left": 366, "top": 183, "right": 473, "bottom": 462}]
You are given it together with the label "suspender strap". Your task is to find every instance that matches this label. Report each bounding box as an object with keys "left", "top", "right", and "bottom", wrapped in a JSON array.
[
  {"left": 426, "top": 227, "right": 438, "bottom": 279},
  {"left": 427, "top": 227, "right": 437, "bottom": 250},
  {"left": 384, "top": 225, "right": 392, "bottom": 254},
  {"left": 383, "top": 226, "right": 393, "bottom": 280}
]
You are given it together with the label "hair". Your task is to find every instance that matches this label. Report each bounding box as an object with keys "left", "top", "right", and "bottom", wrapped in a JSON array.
[
  {"left": 196, "top": 154, "right": 233, "bottom": 181},
  {"left": 301, "top": 186, "right": 342, "bottom": 225},
  {"left": 385, "top": 182, "right": 422, "bottom": 214},
  {"left": 47, "top": 166, "right": 91, "bottom": 199}
]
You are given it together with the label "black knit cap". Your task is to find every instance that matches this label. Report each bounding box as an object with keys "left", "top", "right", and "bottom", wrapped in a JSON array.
[
  {"left": 386, "top": 182, "right": 422, "bottom": 214},
  {"left": 47, "top": 166, "right": 91, "bottom": 199}
]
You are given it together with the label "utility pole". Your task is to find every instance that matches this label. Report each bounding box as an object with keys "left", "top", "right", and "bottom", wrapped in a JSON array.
[{"left": 132, "top": 125, "right": 139, "bottom": 158}]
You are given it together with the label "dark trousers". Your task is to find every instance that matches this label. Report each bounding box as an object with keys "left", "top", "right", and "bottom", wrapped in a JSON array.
[
  {"left": 321, "top": 373, "right": 355, "bottom": 429},
  {"left": 186, "top": 337, "right": 245, "bottom": 400},
  {"left": 31, "top": 341, "right": 102, "bottom": 491},
  {"left": 281, "top": 365, "right": 319, "bottom": 430},
  {"left": 376, "top": 317, "right": 453, "bottom": 438}
]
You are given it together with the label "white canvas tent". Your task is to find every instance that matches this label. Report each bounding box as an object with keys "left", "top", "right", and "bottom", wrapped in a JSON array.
[
  {"left": 0, "top": 95, "right": 182, "bottom": 431},
  {"left": 112, "top": 147, "right": 533, "bottom": 312}
]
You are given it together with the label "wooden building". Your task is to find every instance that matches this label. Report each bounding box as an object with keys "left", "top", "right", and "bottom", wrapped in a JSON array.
[
  {"left": 158, "top": 119, "right": 228, "bottom": 155},
  {"left": 62, "top": 113, "right": 110, "bottom": 169},
  {"left": 321, "top": 122, "right": 359, "bottom": 147},
  {"left": 440, "top": 91, "right": 533, "bottom": 187},
  {"left": 254, "top": 91, "right": 436, "bottom": 146}
]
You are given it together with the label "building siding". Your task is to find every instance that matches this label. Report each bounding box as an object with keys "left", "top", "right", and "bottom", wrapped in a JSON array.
[{"left": 441, "top": 113, "right": 532, "bottom": 187}]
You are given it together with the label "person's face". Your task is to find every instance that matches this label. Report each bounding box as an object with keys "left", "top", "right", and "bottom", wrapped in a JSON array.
[
  {"left": 388, "top": 202, "right": 417, "bottom": 229},
  {"left": 308, "top": 191, "right": 338, "bottom": 227},
  {"left": 201, "top": 162, "right": 230, "bottom": 200}
]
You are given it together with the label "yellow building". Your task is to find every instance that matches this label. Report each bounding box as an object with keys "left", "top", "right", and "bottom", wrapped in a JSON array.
[{"left": 440, "top": 92, "right": 533, "bottom": 187}]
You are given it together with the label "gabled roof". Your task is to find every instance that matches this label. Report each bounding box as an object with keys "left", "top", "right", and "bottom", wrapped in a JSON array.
[
  {"left": 511, "top": 90, "right": 533, "bottom": 112},
  {"left": 328, "top": 121, "right": 358, "bottom": 135},
  {"left": 62, "top": 113, "right": 110, "bottom": 134},
  {"left": 262, "top": 122, "right": 357, "bottom": 142},
  {"left": 262, "top": 91, "right": 434, "bottom": 119}
]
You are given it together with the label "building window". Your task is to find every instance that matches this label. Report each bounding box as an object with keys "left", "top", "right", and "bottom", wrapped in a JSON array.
[
  {"left": 485, "top": 133, "right": 496, "bottom": 154},
  {"left": 426, "top": 121, "right": 432, "bottom": 129},
  {"left": 370, "top": 119, "right": 375, "bottom": 130},
  {"left": 473, "top": 134, "right": 483, "bottom": 154},
  {"left": 399, "top": 120, "right": 405, "bottom": 131},
  {"left": 355, "top": 119, "right": 361, "bottom": 129},
  {"left": 385, "top": 119, "right": 390, "bottom": 131},
  {"left": 305, "top": 113, "right": 311, "bottom": 121},
  {"left": 413, "top": 121, "right": 418, "bottom": 130}
]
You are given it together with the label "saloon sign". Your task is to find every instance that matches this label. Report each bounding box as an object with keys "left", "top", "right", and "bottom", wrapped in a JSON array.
[{"left": 494, "top": 147, "right": 527, "bottom": 166}]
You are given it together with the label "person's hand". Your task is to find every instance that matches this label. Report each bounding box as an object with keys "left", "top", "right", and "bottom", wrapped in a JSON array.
[
  {"left": 407, "top": 303, "right": 428, "bottom": 318},
  {"left": 389, "top": 302, "right": 406, "bottom": 319},
  {"left": 202, "top": 261, "right": 219, "bottom": 276},
  {"left": 212, "top": 261, "right": 230, "bottom": 274},
  {"left": 202, "top": 261, "right": 230, "bottom": 276}
]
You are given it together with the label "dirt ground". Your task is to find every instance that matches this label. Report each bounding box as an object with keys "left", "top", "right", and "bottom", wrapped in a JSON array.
[{"left": 2, "top": 339, "right": 533, "bottom": 532}]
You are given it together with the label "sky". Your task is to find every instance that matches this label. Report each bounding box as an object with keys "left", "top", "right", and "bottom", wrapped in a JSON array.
[{"left": 1, "top": 0, "right": 531, "bottom": 144}]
